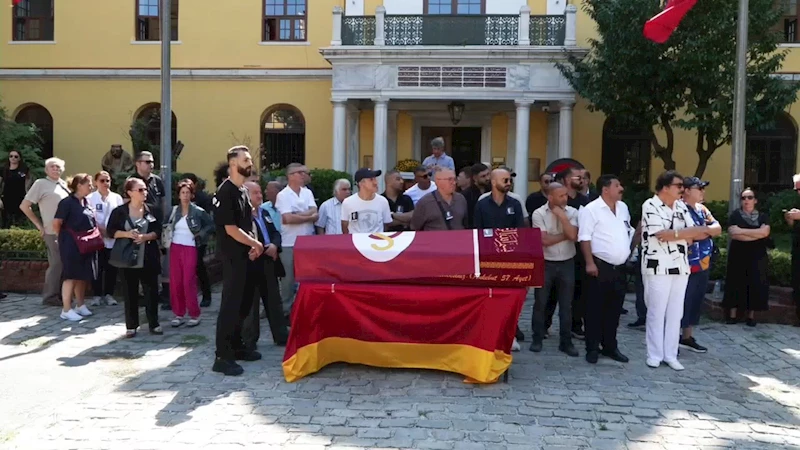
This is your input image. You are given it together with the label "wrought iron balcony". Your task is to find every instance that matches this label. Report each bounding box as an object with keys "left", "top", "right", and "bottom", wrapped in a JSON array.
[{"left": 332, "top": 5, "right": 576, "bottom": 47}]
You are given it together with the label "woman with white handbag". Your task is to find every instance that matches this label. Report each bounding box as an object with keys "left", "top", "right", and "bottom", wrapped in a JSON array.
[{"left": 164, "top": 179, "right": 214, "bottom": 327}]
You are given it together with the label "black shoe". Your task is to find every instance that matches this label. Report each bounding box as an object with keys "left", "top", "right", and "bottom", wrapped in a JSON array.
[
  {"left": 726, "top": 317, "right": 738, "bottom": 324},
  {"left": 679, "top": 337, "right": 708, "bottom": 353},
  {"left": 601, "top": 348, "right": 629, "bottom": 363},
  {"left": 628, "top": 318, "right": 646, "bottom": 328},
  {"left": 620, "top": 308, "right": 628, "bottom": 315},
  {"left": 571, "top": 328, "right": 585, "bottom": 340},
  {"left": 559, "top": 343, "right": 579, "bottom": 357},
  {"left": 212, "top": 358, "right": 244, "bottom": 376},
  {"left": 200, "top": 298, "right": 211, "bottom": 308},
  {"left": 529, "top": 341, "right": 543, "bottom": 353},
  {"left": 234, "top": 349, "right": 262, "bottom": 361},
  {"left": 746, "top": 318, "right": 757, "bottom": 327},
  {"left": 515, "top": 327, "right": 525, "bottom": 342},
  {"left": 0, "top": 292, "right": 7, "bottom": 300},
  {"left": 586, "top": 350, "right": 599, "bottom": 364}
]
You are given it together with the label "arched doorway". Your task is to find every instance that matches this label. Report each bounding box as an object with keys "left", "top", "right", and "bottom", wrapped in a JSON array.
[
  {"left": 261, "top": 104, "right": 305, "bottom": 170},
  {"left": 601, "top": 119, "right": 651, "bottom": 189},
  {"left": 133, "top": 103, "right": 177, "bottom": 153},
  {"left": 745, "top": 113, "right": 798, "bottom": 194},
  {"left": 14, "top": 104, "right": 54, "bottom": 159}
]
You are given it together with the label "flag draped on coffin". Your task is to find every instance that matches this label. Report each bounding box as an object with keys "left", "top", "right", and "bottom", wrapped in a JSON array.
[{"left": 643, "top": 0, "right": 698, "bottom": 44}]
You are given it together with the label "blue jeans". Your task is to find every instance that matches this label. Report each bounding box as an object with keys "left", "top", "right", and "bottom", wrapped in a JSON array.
[{"left": 681, "top": 269, "right": 710, "bottom": 329}]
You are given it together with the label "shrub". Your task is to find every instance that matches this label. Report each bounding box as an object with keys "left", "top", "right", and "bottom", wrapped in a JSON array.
[
  {"left": 0, "top": 228, "right": 47, "bottom": 259},
  {"left": 704, "top": 200, "right": 729, "bottom": 228},
  {"left": 764, "top": 189, "right": 800, "bottom": 234},
  {"left": 708, "top": 246, "right": 793, "bottom": 287},
  {"left": 622, "top": 186, "right": 653, "bottom": 226},
  {"left": 395, "top": 159, "right": 420, "bottom": 172},
  {"left": 261, "top": 168, "right": 352, "bottom": 205}
]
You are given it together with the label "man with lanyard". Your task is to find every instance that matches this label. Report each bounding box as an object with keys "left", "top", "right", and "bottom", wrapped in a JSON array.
[
  {"left": 241, "top": 181, "right": 289, "bottom": 351},
  {"left": 212, "top": 146, "right": 264, "bottom": 376},
  {"left": 410, "top": 169, "right": 467, "bottom": 231},
  {"left": 680, "top": 177, "right": 721, "bottom": 353}
]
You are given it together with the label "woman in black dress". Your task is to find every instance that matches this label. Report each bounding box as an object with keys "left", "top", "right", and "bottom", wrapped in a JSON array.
[
  {"left": 52, "top": 174, "right": 96, "bottom": 322},
  {"left": 0, "top": 150, "right": 33, "bottom": 228},
  {"left": 722, "top": 188, "right": 771, "bottom": 326}
]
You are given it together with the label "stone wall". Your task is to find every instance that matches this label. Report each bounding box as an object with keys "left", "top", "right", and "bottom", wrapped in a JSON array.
[{"left": 703, "top": 285, "right": 796, "bottom": 325}]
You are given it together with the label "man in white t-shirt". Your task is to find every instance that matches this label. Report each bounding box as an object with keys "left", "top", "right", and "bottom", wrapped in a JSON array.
[
  {"left": 274, "top": 163, "right": 318, "bottom": 317},
  {"left": 341, "top": 168, "right": 392, "bottom": 234},
  {"left": 404, "top": 165, "right": 437, "bottom": 205}
]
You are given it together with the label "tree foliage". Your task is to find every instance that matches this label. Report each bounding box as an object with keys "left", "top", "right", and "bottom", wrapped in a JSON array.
[
  {"left": 558, "top": 0, "right": 800, "bottom": 177},
  {"left": 0, "top": 102, "right": 45, "bottom": 178}
]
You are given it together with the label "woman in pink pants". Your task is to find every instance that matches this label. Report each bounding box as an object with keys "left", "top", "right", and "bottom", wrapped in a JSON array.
[{"left": 167, "top": 180, "right": 213, "bottom": 327}]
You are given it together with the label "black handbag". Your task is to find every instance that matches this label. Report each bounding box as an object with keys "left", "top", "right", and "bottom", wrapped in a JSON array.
[{"left": 109, "top": 216, "right": 145, "bottom": 269}]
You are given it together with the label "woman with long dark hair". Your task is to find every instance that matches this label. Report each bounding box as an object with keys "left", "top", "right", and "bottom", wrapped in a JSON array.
[
  {"left": 722, "top": 188, "right": 771, "bottom": 326},
  {"left": 0, "top": 150, "right": 33, "bottom": 228}
]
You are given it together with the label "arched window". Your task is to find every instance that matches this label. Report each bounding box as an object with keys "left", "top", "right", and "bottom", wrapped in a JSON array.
[
  {"left": 134, "top": 103, "right": 177, "bottom": 152},
  {"left": 745, "top": 113, "right": 798, "bottom": 194},
  {"left": 15, "top": 104, "right": 53, "bottom": 159},
  {"left": 601, "top": 119, "right": 651, "bottom": 189},
  {"left": 261, "top": 105, "right": 305, "bottom": 170}
]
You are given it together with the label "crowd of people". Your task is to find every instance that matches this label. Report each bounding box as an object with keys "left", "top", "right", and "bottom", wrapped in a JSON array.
[{"left": 0, "top": 134, "right": 788, "bottom": 377}]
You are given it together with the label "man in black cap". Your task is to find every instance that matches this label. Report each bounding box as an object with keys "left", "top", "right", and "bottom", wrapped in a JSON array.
[{"left": 341, "top": 168, "right": 393, "bottom": 234}]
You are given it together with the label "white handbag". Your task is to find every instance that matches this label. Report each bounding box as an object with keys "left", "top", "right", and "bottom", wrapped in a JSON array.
[{"left": 161, "top": 206, "right": 178, "bottom": 249}]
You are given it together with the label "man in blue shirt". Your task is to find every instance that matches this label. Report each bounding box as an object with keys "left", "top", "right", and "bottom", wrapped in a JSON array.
[{"left": 422, "top": 137, "right": 455, "bottom": 171}]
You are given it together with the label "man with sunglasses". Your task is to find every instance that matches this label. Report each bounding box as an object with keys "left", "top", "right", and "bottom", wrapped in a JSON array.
[
  {"left": 526, "top": 172, "right": 553, "bottom": 224},
  {"left": 404, "top": 166, "right": 438, "bottom": 206}
]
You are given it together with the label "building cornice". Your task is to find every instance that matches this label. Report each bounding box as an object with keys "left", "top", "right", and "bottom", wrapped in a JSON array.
[
  {"left": 0, "top": 68, "right": 333, "bottom": 80},
  {"left": 319, "top": 46, "right": 588, "bottom": 64}
]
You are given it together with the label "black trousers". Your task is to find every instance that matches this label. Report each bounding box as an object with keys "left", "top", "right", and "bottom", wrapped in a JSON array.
[
  {"left": 583, "top": 257, "right": 627, "bottom": 353},
  {"left": 123, "top": 267, "right": 160, "bottom": 330},
  {"left": 545, "top": 250, "right": 585, "bottom": 332},
  {"left": 196, "top": 245, "right": 211, "bottom": 301},
  {"left": 92, "top": 248, "right": 118, "bottom": 297},
  {"left": 242, "top": 257, "right": 290, "bottom": 350},
  {"left": 216, "top": 254, "right": 257, "bottom": 360}
]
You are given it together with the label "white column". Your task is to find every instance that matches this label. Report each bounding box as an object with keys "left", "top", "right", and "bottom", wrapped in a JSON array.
[
  {"left": 514, "top": 101, "right": 532, "bottom": 199},
  {"left": 332, "top": 6, "right": 343, "bottom": 46},
  {"left": 558, "top": 100, "right": 574, "bottom": 159},
  {"left": 565, "top": 4, "right": 577, "bottom": 46},
  {"left": 506, "top": 111, "right": 517, "bottom": 169},
  {"left": 387, "top": 110, "right": 398, "bottom": 171},
  {"left": 518, "top": 6, "right": 530, "bottom": 46},
  {"left": 374, "top": 6, "right": 386, "bottom": 46},
  {"left": 373, "top": 99, "right": 389, "bottom": 192},
  {"left": 545, "top": 108, "right": 559, "bottom": 164},
  {"left": 332, "top": 99, "right": 347, "bottom": 171},
  {"left": 346, "top": 105, "right": 360, "bottom": 176}
]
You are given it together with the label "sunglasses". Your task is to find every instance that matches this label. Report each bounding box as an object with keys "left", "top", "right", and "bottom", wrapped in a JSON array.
[
  {"left": 8, "top": 154, "right": 20, "bottom": 159},
  {"left": 138, "top": 160, "right": 154, "bottom": 165},
  {"left": 98, "top": 179, "right": 110, "bottom": 184},
  {"left": 502, "top": 178, "right": 511, "bottom": 183},
  {"left": 741, "top": 195, "right": 755, "bottom": 200},
  {"left": 131, "top": 188, "right": 147, "bottom": 193}
]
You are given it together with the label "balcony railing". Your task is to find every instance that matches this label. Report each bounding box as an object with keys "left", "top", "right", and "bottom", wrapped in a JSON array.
[{"left": 332, "top": 5, "right": 576, "bottom": 47}]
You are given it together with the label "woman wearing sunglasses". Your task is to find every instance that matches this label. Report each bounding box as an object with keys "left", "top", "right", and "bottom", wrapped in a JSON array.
[
  {"left": 722, "top": 188, "right": 771, "bottom": 327},
  {"left": 0, "top": 150, "right": 33, "bottom": 228}
]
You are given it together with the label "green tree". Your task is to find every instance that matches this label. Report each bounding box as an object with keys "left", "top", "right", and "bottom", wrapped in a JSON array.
[
  {"left": 0, "top": 102, "right": 45, "bottom": 178},
  {"left": 558, "top": 0, "right": 799, "bottom": 177}
]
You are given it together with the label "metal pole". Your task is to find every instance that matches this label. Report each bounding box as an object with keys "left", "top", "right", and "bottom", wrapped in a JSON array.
[
  {"left": 729, "top": 0, "right": 748, "bottom": 215},
  {"left": 160, "top": 0, "right": 172, "bottom": 215}
]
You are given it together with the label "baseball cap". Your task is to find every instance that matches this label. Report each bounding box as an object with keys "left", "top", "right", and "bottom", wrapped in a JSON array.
[
  {"left": 354, "top": 168, "right": 382, "bottom": 183},
  {"left": 683, "top": 177, "right": 709, "bottom": 189}
]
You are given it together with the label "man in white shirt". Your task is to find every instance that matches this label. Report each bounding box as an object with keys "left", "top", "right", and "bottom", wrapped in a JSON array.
[
  {"left": 341, "top": 168, "right": 392, "bottom": 234},
  {"left": 404, "top": 166, "right": 437, "bottom": 205},
  {"left": 315, "top": 179, "right": 351, "bottom": 235},
  {"left": 578, "top": 174, "right": 635, "bottom": 365},
  {"left": 275, "top": 163, "right": 318, "bottom": 317},
  {"left": 421, "top": 137, "right": 455, "bottom": 171}
]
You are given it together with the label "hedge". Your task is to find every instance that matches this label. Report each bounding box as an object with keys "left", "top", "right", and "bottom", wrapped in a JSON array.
[
  {"left": 708, "top": 234, "right": 793, "bottom": 287},
  {"left": 261, "top": 168, "right": 352, "bottom": 205}
]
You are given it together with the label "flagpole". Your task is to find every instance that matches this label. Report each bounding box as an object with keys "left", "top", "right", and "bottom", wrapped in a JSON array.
[
  {"left": 160, "top": 0, "right": 172, "bottom": 215},
  {"left": 729, "top": 0, "right": 748, "bottom": 215}
]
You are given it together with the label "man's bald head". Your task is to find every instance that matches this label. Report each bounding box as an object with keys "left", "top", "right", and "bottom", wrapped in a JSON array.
[
  {"left": 244, "top": 181, "right": 263, "bottom": 209},
  {"left": 546, "top": 181, "right": 568, "bottom": 208},
  {"left": 490, "top": 169, "right": 512, "bottom": 194}
]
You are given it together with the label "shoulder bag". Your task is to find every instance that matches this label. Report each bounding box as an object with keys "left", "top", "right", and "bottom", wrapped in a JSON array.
[
  {"left": 161, "top": 206, "right": 179, "bottom": 249},
  {"left": 66, "top": 199, "right": 104, "bottom": 254},
  {"left": 109, "top": 215, "right": 146, "bottom": 269}
]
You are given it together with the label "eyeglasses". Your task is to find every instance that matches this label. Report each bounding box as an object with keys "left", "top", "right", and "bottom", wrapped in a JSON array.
[
  {"left": 8, "top": 154, "right": 20, "bottom": 159},
  {"left": 139, "top": 160, "right": 154, "bottom": 165},
  {"left": 98, "top": 179, "right": 110, "bottom": 184},
  {"left": 671, "top": 183, "right": 684, "bottom": 188},
  {"left": 741, "top": 195, "right": 755, "bottom": 200},
  {"left": 132, "top": 188, "right": 147, "bottom": 193}
]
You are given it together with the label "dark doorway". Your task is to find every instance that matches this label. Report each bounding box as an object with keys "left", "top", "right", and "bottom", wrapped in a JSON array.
[{"left": 420, "top": 126, "right": 481, "bottom": 172}]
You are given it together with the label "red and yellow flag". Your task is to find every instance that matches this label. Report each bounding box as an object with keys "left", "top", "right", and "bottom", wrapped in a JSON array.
[
  {"left": 282, "top": 282, "right": 526, "bottom": 383},
  {"left": 643, "top": 0, "right": 698, "bottom": 44}
]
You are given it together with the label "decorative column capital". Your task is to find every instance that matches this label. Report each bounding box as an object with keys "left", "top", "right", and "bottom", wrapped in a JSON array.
[
  {"left": 372, "top": 98, "right": 389, "bottom": 106},
  {"left": 331, "top": 98, "right": 348, "bottom": 106},
  {"left": 559, "top": 100, "right": 575, "bottom": 110},
  {"left": 515, "top": 100, "right": 533, "bottom": 108}
]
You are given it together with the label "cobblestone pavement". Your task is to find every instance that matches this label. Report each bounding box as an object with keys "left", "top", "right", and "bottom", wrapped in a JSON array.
[{"left": 1, "top": 289, "right": 800, "bottom": 450}]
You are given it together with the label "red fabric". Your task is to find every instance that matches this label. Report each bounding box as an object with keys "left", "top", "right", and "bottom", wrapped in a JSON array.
[
  {"left": 294, "top": 230, "right": 479, "bottom": 284},
  {"left": 169, "top": 243, "right": 200, "bottom": 319},
  {"left": 12, "top": 0, "right": 21, "bottom": 5},
  {"left": 643, "top": 0, "right": 698, "bottom": 44},
  {"left": 283, "top": 282, "right": 527, "bottom": 362}
]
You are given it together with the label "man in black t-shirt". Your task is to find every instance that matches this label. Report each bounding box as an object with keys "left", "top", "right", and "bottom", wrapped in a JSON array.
[
  {"left": 212, "top": 146, "right": 265, "bottom": 377},
  {"left": 382, "top": 170, "right": 414, "bottom": 232},
  {"left": 526, "top": 172, "right": 553, "bottom": 224}
]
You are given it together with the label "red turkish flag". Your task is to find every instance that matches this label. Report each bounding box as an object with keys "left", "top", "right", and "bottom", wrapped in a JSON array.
[
  {"left": 643, "top": 0, "right": 698, "bottom": 44},
  {"left": 12, "top": 0, "right": 22, "bottom": 5}
]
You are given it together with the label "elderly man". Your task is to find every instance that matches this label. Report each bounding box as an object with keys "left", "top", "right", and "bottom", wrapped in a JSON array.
[
  {"left": 422, "top": 137, "right": 455, "bottom": 171},
  {"left": 20, "top": 157, "right": 70, "bottom": 306},
  {"left": 411, "top": 169, "right": 467, "bottom": 231},
  {"left": 530, "top": 182, "right": 580, "bottom": 357},
  {"left": 315, "top": 179, "right": 351, "bottom": 235},
  {"left": 241, "top": 181, "right": 290, "bottom": 352},
  {"left": 341, "top": 169, "right": 392, "bottom": 234},
  {"left": 404, "top": 165, "right": 438, "bottom": 206},
  {"left": 383, "top": 170, "right": 414, "bottom": 232},
  {"left": 275, "top": 163, "right": 318, "bottom": 318},
  {"left": 260, "top": 180, "right": 284, "bottom": 232}
]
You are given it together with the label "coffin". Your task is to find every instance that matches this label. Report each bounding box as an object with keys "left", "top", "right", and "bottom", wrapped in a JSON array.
[{"left": 294, "top": 228, "right": 544, "bottom": 288}]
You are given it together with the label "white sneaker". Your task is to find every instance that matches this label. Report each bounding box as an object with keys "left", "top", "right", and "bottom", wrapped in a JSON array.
[
  {"left": 511, "top": 338, "right": 521, "bottom": 352},
  {"left": 60, "top": 309, "right": 83, "bottom": 321},
  {"left": 170, "top": 317, "right": 184, "bottom": 327},
  {"left": 646, "top": 358, "right": 661, "bottom": 368},
  {"left": 104, "top": 295, "right": 118, "bottom": 306},
  {"left": 186, "top": 318, "right": 200, "bottom": 327},
  {"left": 76, "top": 305, "right": 93, "bottom": 316},
  {"left": 665, "top": 360, "right": 684, "bottom": 371},
  {"left": 88, "top": 296, "right": 102, "bottom": 307}
]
